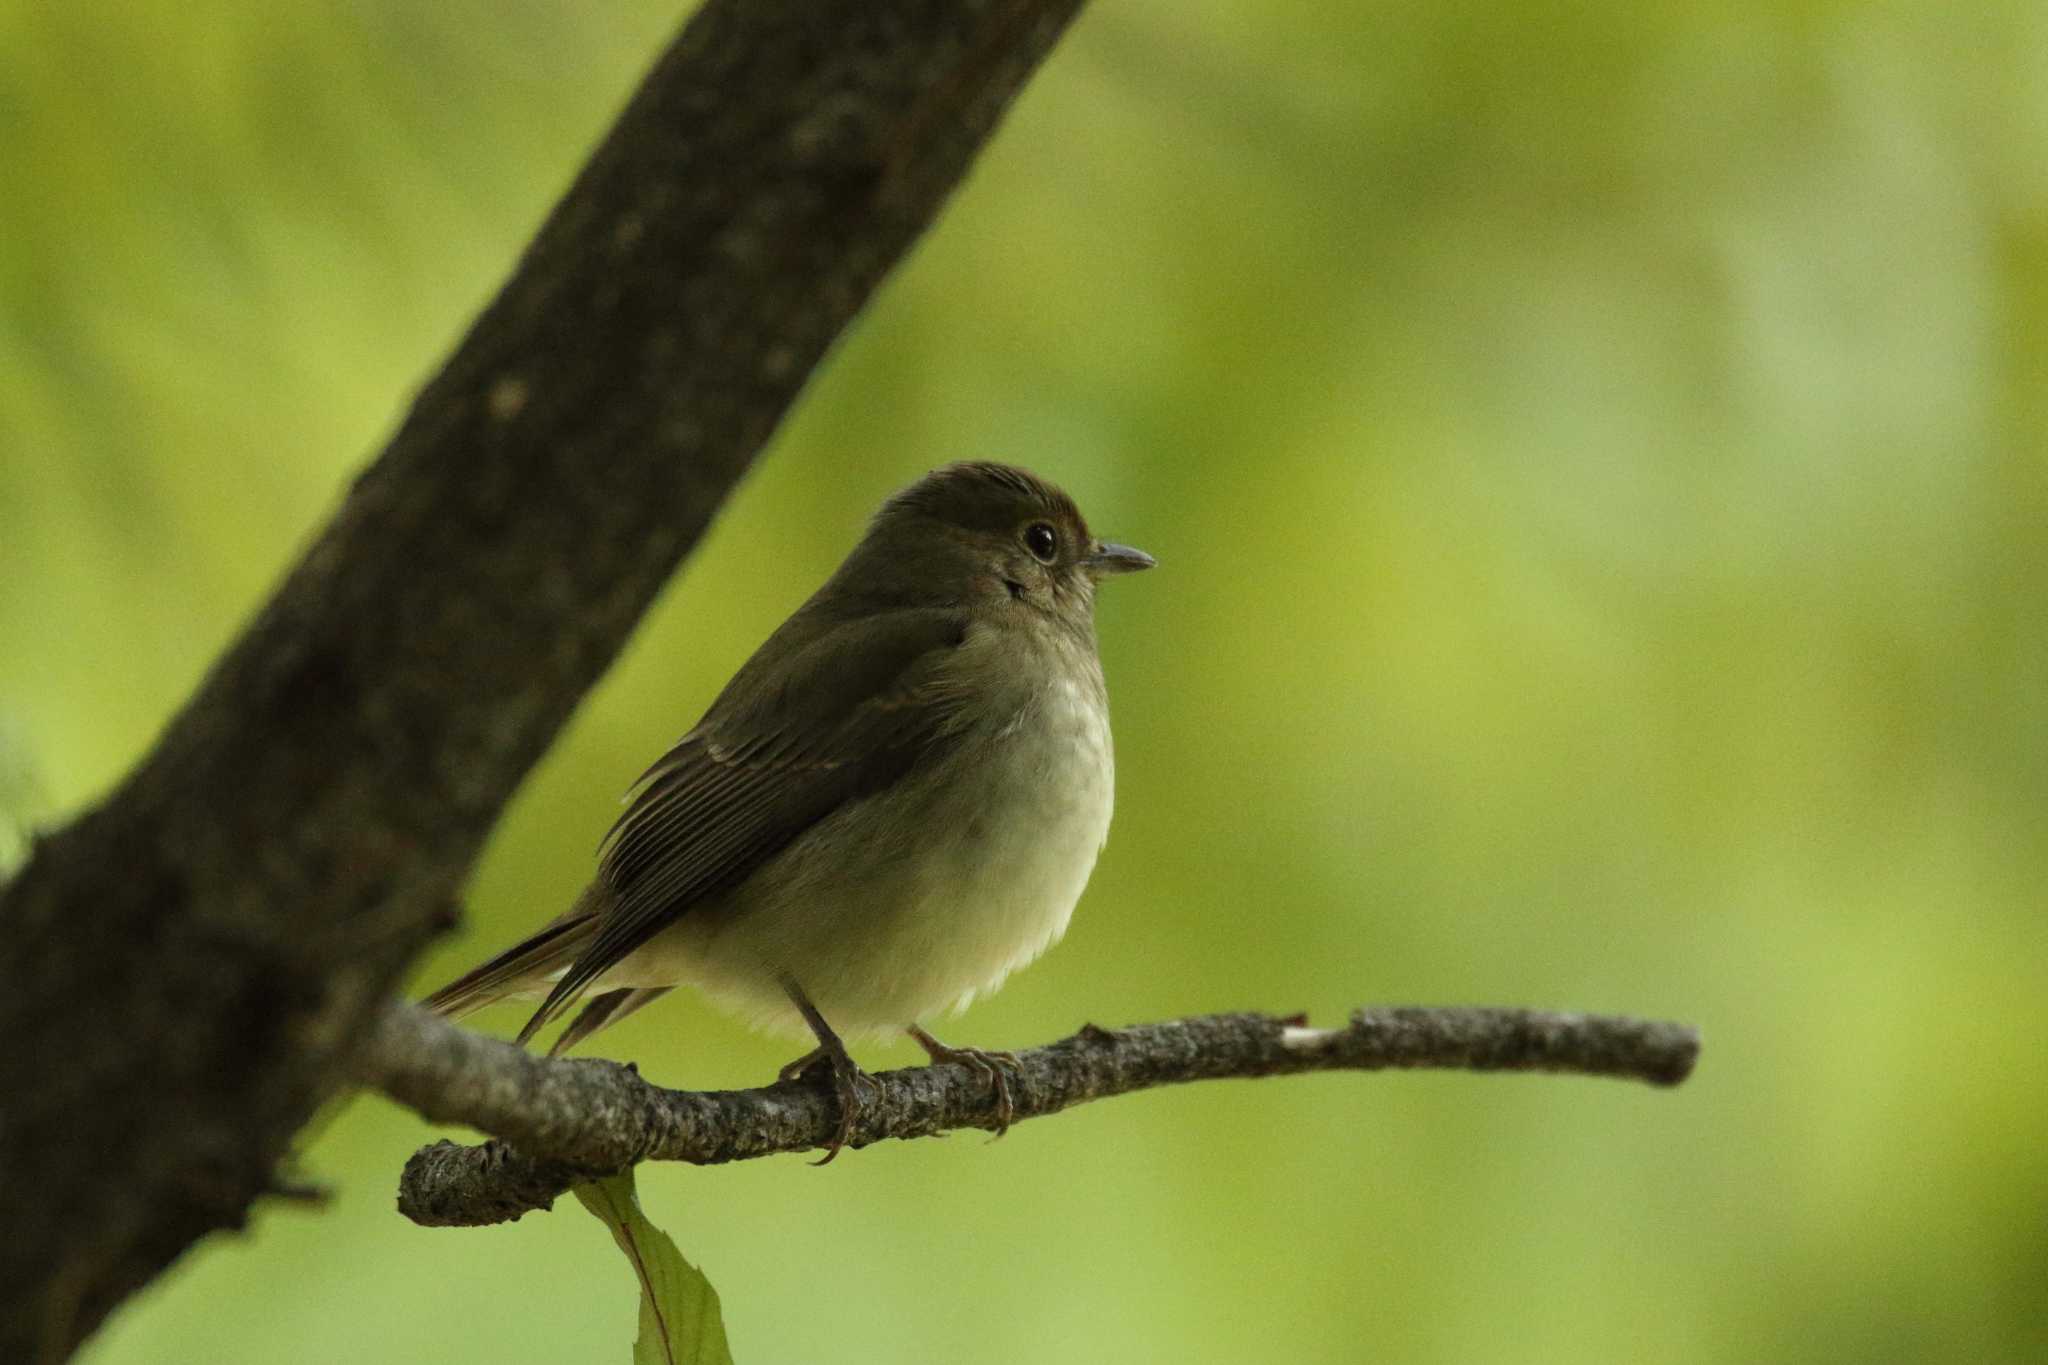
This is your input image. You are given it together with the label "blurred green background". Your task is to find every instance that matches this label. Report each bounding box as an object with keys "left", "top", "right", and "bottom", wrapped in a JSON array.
[{"left": 5, "top": 1, "right": 2044, "bottom": 1361}]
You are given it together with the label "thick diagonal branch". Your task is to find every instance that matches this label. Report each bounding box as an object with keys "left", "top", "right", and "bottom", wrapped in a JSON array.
[
  {"left": 0, "top": 2, "right": 1085, "bottom": 1357},
  {"left": 359, "top": 1002, "right": 1701, "bottom": 1228}
]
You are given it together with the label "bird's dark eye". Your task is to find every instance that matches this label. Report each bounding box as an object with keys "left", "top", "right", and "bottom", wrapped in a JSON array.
[{"left": 1023, "top": 522, "right": 1058, "bottom": 563}]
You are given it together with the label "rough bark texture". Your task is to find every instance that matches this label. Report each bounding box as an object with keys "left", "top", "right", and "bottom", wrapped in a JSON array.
[
  {"left": 360, "top": 1003, "right": 1702, "bottom": 1227},
  {"left": 0, "top": 2, "right": 1085, "bottom": 1358}
]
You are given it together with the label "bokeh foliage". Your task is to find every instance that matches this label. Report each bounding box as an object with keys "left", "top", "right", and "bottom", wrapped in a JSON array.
[{"left": 4, "top": 1, "right": 2043, "bottom": 1361}]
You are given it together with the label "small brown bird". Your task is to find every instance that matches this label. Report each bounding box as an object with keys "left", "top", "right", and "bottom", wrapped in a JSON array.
[{"left": 423, "top": 462, "right": 1152, "bottom": 1158}]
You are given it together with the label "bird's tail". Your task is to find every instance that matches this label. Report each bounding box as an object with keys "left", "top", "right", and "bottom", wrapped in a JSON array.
[
  {"left": 423, "top": 886, "right": 666, "bottom": 1053},
  {"left": 547, "top": 986, "right": 674, "bottom": 1057},
  {"left": 420, "top": 886, "right": 605, "bottom": 1022}
]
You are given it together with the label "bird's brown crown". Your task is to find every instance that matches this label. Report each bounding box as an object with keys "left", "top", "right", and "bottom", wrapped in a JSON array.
[{"left": 876, "top": 461, "right": 1089, "bottom": 544}]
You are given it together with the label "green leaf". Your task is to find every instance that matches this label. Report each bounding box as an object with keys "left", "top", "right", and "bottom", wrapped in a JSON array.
[{"left": 573, "top": 1169, "right": 734, "bottom": 1365}]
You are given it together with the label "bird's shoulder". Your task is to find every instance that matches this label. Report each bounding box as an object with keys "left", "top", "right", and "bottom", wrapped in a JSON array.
[{"left": 695, "top": 603, "right": 981, "bottom": 761}]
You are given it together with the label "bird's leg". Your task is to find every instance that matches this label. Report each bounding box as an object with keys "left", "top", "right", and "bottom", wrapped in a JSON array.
[
  {"left": 779, "top": 978, "right": 872, "bottom": 1165},
  {"left": 907, "top": 1024, "right": 1020, "bottom": 1137}
]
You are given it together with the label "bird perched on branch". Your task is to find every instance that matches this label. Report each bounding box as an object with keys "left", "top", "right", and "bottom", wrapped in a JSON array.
[{"left": 423, "top": 461, "right": 1153, "bottom": 1160}]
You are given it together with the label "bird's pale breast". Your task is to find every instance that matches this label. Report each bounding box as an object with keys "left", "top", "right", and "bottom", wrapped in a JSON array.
[{"left": 611, "top": 622, "right": 1116, "bottom": 1039}]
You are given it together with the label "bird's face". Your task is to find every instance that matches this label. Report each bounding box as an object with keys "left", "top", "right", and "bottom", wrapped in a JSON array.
[
  {"left": 970, "top": 497, "right": 1154, "bottom": 618},
  {"left": 866, "top": 462, "right": 1153, "bottom": 622}
]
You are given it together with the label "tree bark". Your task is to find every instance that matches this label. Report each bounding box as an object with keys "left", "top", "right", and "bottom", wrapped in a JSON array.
[{"left": 0, "top": 2, "right": 1085, "bottom": 1358}]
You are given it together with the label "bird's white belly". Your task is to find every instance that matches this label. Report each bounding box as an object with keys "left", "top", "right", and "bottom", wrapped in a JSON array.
[{"left": 621, "top": 676, "right": 1115, "bottom": 1040}]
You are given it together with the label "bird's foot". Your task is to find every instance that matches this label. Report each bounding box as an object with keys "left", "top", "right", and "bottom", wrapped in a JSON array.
[
  {"left": 908, "top": 1025, "right": 1020, "bottom": 1137},
  {"left": 778, "top": 1038, "right": 875, "bottom": 1166}
]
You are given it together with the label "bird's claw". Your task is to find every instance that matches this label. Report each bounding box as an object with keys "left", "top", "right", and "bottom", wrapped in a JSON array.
[
  {"left": 781, "top": 1040, "right": 875, "bottom": 1165},
  {"left": 909, "top": 1026, "right": 1020, "bottom": 1137}
]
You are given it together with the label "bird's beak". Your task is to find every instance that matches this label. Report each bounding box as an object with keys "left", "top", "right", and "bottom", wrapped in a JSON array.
[{"left": 1084, "top": 541, "right": 1156, "bottom": 577}]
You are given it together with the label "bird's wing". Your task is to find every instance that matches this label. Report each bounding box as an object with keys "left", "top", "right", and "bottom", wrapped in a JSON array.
[{"left": 517, "top": 606, "right": 977, "bottom": 1042}]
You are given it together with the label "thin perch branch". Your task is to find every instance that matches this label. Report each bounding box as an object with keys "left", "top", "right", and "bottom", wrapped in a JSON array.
[{"left": 357, "top": 1002, "right": 1701, "bottom": 1228}]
